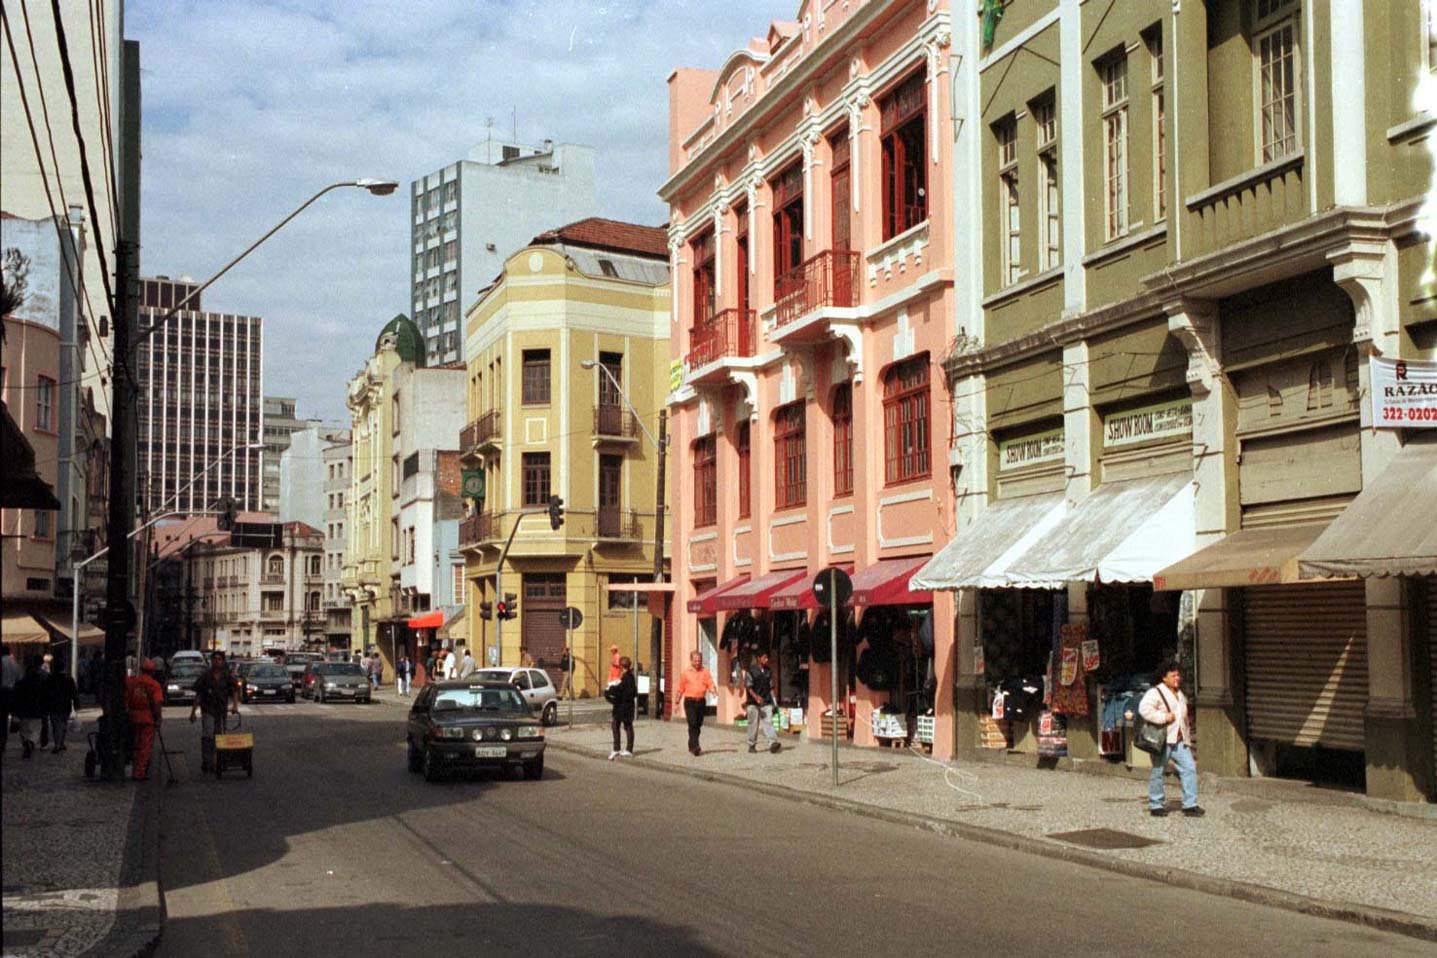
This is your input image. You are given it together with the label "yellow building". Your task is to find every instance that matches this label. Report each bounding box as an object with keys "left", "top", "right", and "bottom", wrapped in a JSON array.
[
  {"left": 460, "top": 219, "right": 671, "bottom": 697},
  {"left": 341, "top": 316, "right": 425, "bottom": 658}
]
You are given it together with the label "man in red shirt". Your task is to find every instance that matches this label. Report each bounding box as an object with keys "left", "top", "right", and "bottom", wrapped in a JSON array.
[
  {"left": 124, "top": 659, "right": 164, "bottom": 781},
  {"left": 673, "top": 650, "right": 716, "bottom": 756}
]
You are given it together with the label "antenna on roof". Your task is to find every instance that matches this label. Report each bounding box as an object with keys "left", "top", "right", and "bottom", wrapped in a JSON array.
[
  {"left": 485, "top": 115, "right": 494, "bottom": 150},
  {"left": 511, "top": 106, "right": 517, "bottom": 143}
]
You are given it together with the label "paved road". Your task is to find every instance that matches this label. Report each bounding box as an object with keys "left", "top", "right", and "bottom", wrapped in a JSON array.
[{"left": 154, "top": 701, "right": 1426, "bottom": 957}]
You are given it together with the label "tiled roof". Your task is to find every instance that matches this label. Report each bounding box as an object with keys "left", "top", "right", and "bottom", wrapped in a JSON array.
[{"left": 531, "top": 217, "right": 668, "bottom": 259}]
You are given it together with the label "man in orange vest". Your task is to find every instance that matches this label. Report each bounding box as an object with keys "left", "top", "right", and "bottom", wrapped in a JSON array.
[{"left": 124, "top": 659, "right": 164, "bottom": 781}]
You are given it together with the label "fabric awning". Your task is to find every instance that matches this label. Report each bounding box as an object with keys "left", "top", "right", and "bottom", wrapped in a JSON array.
[
  {"left": 687, "top": 576, "right": 749, "bottom": 615},
  {"left": 712, "top": 569, "right": 808, "bottom": 611},
  {"left": 852, "top": 556, "right": 934, "bottom": 606},
  {"left": 1153, "top": 523, "right": 1330, "bottom": 591},
  {"left": 1008, "top": 473, "right": 1196, "bottom": 585},
  {"left": 2, "top": 611, "right": 52, "bottom": 645},
  {"left": 40, "top": 617, "right": 106, "bottom": 646},
  {"left": 768, "top": 565, "right": 853, "bottom": 610},
  {"left": 407, "top": 609, "right": 445, "bottom": 629},
  {"left": 911, "top": 492, "right": 1068, "bottom": 591},
  {"left": 1298, "top": 441, "right": 1437, "bottom": 578}
]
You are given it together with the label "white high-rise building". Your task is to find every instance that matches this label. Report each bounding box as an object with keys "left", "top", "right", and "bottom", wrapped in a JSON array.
[{"left": 409, "top": 139, "right": 597, "bottom": 364}]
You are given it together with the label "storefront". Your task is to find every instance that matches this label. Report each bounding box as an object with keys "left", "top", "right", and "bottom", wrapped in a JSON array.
[
  {"left": 710, "top": 570, "right": 807, "bottom": 725},
  {"left": 848, "top": 557, "right": 934, "bottom": 748}
]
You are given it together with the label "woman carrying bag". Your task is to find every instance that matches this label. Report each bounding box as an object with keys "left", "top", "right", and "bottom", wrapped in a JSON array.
[
  {"left": 1137, "top": 660, "right": 1204, "bottom": 818},
  {"left": 605, "top": 656, "right": 637, "bottom": 761}
]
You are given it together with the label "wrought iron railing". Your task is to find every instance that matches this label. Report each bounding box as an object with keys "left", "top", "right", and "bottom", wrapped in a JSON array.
[
  {"left": 774, "top": 249, "right": 859, "bottom": 327},
  {"left": 686, "top": 307, "right": 756, "bottom": 367}
]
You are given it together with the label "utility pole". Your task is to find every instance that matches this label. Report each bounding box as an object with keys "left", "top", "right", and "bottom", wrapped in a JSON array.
[{"left": 648, "top": 410, "right": 668, "bottom": 718}]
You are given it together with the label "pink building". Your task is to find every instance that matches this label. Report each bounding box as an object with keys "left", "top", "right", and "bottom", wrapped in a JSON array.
[{"left": 661, "top": 1, "right": 956, "bottom": 755}]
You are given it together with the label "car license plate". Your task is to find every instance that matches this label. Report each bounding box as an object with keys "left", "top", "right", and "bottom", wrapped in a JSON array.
[
  {"left": 473, "top": 745, "right": 506, "bottom": 758},
  {"left": 263, "top": 689, "right": 277, "bottom": 695}
]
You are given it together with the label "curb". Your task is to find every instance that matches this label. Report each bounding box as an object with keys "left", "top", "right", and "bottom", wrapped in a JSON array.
[
  {"left": 83, "top": 770, "right": 166, "bottom": 958},
  {"left": 548, "top": 738, "right": 1437, "bottom": 944}
]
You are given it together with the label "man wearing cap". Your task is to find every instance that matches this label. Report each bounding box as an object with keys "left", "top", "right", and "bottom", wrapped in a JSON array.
[
  {"left": 124, "top": 659, "right": 164, "bottom": 781},
  {"left": 190, "top": 650, "right": 240, "bottom": 773}
]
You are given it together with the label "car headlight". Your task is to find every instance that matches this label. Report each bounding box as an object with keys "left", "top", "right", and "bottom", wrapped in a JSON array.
[
  {"left": 433, "top": 727, "right": 464, "bottom": 739},
  {"left": 324, "top": 682, "right": 337, "bottom": 689},
  {"left": 167, "top": 685, "right": 179, "bottom": 691},
  {"left": 246, "top": 684, "right": 257, "bottom": 692},
  {"left": 517, "top": 726, "right": 543, "bottom": 739},
  {"left": 500, "top": 728, "right": 513, "bottom": 741}
]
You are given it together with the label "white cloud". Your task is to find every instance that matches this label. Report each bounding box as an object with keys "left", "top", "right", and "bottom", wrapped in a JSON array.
[{"left": 128, "top": 0, "right": 787, "bottom": 421}]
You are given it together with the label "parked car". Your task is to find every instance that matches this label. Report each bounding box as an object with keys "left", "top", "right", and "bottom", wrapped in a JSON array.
[
  {"left": 475, "top": 667, "right": 560, "bottom": 726},
  {"left": 240, "top": 663, "right": 296, "bottom": 703},
  {"left": 406, "top": 679, "right": 545, "bottom": 782},
  {"left": 163, "top": 664, "right": 206, "bottom": 706},
  {"left": 312, "top": 662, "right": 372, "bottom": 704}
]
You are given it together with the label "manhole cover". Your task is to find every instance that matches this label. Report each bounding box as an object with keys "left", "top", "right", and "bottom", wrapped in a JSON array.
[{"left": 1047, "top": 828, "right": 1162, "bottom": 850}]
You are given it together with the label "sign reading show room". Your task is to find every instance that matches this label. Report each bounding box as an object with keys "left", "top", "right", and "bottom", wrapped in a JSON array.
[{"left": 1103, "top": 398, "right": 1193, "bottom": 448}]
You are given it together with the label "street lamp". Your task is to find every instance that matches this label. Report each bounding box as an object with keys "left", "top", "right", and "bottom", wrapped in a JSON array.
[{"left": 579, "top": 359, "right": 669, "bottom": 716}]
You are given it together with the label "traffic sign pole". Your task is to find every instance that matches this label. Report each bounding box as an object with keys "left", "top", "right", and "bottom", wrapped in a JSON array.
[{"left": 829, "top": 568, "right": 839, "bottom": 788}]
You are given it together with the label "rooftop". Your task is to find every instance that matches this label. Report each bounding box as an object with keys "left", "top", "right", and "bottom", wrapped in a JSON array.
[{"left": 530, "top": 217, "right": 668, "bottom": 260}]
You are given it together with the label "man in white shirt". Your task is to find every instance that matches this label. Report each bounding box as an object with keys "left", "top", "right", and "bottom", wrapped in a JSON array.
[
  {"left": 1138, "top": 660, "right": 1204, "bottom": 818},
  {"left": 457, "top": 647, "right": 476, "bottom": 679},
  {"left": 441, "top": 647, "right": 457, "bottom": 680}
]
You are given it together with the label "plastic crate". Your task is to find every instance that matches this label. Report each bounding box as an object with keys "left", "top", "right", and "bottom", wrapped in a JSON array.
[{"left": 916, "top": 714, "right": 935, "bottom": 744}]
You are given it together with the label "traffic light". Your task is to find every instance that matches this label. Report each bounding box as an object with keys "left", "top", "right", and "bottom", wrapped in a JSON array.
[
  {"left": 217, "top": 497, "right": 238, "bottom": 531},
  {"left": 498, "top": 593, "right": 518, "bottom": 620},
  {"left": 547, "top": 495, "right": 564, "bottom": 530},
  {"left": 479, "top": 601, "right": 493, "bottom": 621}
]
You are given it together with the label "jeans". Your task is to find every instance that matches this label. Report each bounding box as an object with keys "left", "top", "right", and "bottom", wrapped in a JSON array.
[
  {"left": 397, "top": 676, "right": 410, "bottom": 696},
  {"left": 683, "top": 698, "right": 705, "bottom": 751},
  {"left": 47, "top": 711, "right": 70, "bottom": 749},
  {"left": 1148, "top": 741, "right": 1199, "bottom": 810},
  {"left": 611, "top": 703, "right": 634, "bottom": 752},
  {"left": 200, "top": 711, "right": 222, "bottom": 770},
  {"left": 746, "top": 704, "right": 777, "bottom": 748}
]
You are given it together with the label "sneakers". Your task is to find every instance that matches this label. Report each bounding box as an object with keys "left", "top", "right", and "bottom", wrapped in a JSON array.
[
  {"left": 1182, "top": 805, "right": 1206, "bottom": 817},
  {"left": 608, "top": 751, "right": 619, "bottom": 761},
  {"left": 769, "top": 742, "right": 781, "bottom": 754},
  {"left": 620, "top": 750, "right": 633, "bottom": 758}
]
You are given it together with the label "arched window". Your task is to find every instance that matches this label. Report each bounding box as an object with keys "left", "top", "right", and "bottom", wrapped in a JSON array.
[
  {"left": 883, "top": 354, "right": 930, "bottom": 484},
  {"left": 267, "top": 555, "right": 284, "bottom": 576}
]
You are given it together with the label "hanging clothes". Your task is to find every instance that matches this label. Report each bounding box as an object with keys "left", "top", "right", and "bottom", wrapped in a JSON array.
[{"left": 1049, "top": 623, "right": 1090, "bottom": 717}]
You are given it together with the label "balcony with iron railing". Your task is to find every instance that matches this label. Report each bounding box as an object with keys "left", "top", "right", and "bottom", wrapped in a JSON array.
[
  {"left": 595, "top": 505, "right": 642, "bottom": 542},
  {"left": 260, "top": 573, "right": 285, "bottom": 585},
  {"left": 461, "top": 410, "right": 501, "bottom": 460},
  {"left": 259, "top": 608, "right": 286, "bottom": 622},
  {"left": 593, "top": 403, "right": 639, "bottom": 443},
  {"left": 772, "top": 249, "right": 860, "bottom": 339},
  {"left": 459, "top": 511, "right": 501, "bottom": 549},
  {"left": 685, "top": 307, "right": 756, "bottom": 386}
]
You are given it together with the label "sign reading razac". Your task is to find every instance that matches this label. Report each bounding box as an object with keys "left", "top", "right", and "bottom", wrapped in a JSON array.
[
  {"left": 1372, "top": 356, "right": 1437, "bottom": 428},
  {"left": 1103, "top": 398, "right": 1193, "bottom": 448},
  {"left": 998, "top": 428, "right": 1064, "bottom": 470}
]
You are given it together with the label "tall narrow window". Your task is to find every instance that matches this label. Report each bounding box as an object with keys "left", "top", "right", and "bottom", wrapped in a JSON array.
[
  {"left": 1100, "top": 52, "right": 1130, "bottom": 240},
  {"left": 735, "top": 205, "right": 750, "bottom": 317},
  {"left": 1255, "top": 3, "right": 1299, "bottom": 163},
  {"left": 1033, "top": 97, "right": 1060, "bottom": 270},
  {"left": 771, "top": 164, "right": 804, "bottom": 283},
  {"left": 773, "top": 402, "right": 807, "bottom": 509},
  {"left": 521, "top": 349, "right": 551, "bottom": 404},
  {"left": 1144, "top": 27, "right": 1166, "bottom": 220},
  {"left": 598, "top": 351, "right": 623, "bottom": 407},
  {"left": 736, "top": 421, "right": 752, "bottom": 519},
  {"left": 995, "top": 117, "right": 1020, "bottom": 286},
  {"left": 880, "top": 70, "right": 928, "bottom": 241},
  {"left": 830, "top": 129, "right": 852, "bottom": 253},
  {"left": 883, "top": 355, "right": 930, "bottom": 484},
  {"left": 693, "top": 435, "right": 717, "bottom": 527},
  {"left": 832, "top": 383, "right": 853, "bottom": 497},
  {"left": 521, "top": 452, "right": 551, "bottom": 506},
  {"left": 35, "top": 376, "right": 55, "bottom": 431},
  {"left": 692, "top": 230, "right": 716, "bottom": 324}
]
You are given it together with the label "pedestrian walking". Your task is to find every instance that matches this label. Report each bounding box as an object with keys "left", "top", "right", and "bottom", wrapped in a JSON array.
[
  {"left": 520, "top": 646, "right": 535, "bottom": 668},
  {"left": 43, "top": 660, "right": 79, "bottom": 753},
  {"left": 0, "top": 643, "right": 21, "bottom": 755},
  {"left": 12, "top": 657, "right": 46, "bottom": 759},
  {"left": 359, "top": 652, "right": 372, "bottom": 681},
  {"left": 396, "top": 655, "right": 413, "bottom": 696},
  {"left": 442, "top": 646, "right": 457, "bottom": 680},
  {"left": 744, "top": 650, "right": 781, "bottom": 754},
  {"left": 558, "top": 644, "right": 573, "bottom": 700},
  {"left": 124, "top": 659, "right": 164, "bottom": 780},
  {"left": 674, "top": 650, "right": 716, "bottom": 756},
  {"left": 1139, "top": 660, "right": 1204, "bottom": 818},
  {"left": 368, "top": 654, "right": 383, "bottom": 689},
  {"left": 458, "top": 646, "right": 476, "bottom": 679},
  {"left": 606, "top": 656, "right": 637, "bottom": 760},
  {"left": 190, "top": 650, "right": 240, "bottom": 773},
  {"left": 424, "top": 649, "right": 438, "bottom": 684}
]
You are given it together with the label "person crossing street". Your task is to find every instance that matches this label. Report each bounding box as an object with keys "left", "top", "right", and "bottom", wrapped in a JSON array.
[
  {"left": 190, "top": 650, "right": 240, "bottom": 773},
  {"left": 744, "top": 651, "right": 781, "bottom": 754}
]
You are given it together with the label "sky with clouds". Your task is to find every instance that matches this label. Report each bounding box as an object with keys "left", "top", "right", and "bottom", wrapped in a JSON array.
[{"left": 127, "top": 0, "right": 787, "bottom": 424}]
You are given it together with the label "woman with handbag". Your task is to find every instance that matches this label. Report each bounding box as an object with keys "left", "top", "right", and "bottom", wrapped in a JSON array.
[
  {"left": 1137, "top": 660, "right": 1204, "bottom": 818},
  {"left": 605, "top": 657, "right": 637, "bottom": 761},
  {"left": 43, "top": 661, "right": 80, "bottom": 753}
]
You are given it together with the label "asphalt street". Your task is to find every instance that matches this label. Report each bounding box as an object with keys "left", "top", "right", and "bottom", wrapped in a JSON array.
[{"left": 154, "top": 700, "right": 1428, "bottom": 957}]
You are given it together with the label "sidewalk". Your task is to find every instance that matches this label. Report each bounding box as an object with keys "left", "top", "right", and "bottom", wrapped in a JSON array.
[
  {"left": 547, "top": 717, "right": 1437, "bottom": 942},
  {"left": 0, "top": 708, "right": 163, "bottom": 958}
]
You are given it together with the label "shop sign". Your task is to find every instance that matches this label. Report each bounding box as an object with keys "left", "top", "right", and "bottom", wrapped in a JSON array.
[
  {"left": 670, "top": 358, "right": 685, "bottom": 393},
  {"left": 998, "top": 428, "right": 1064, "bottom": 470},
  {"left": 1103, "top": 398, "right": 1193, "bottom": 448},
  {"left": 1372, "top": 356, "right": 1437, "bottom": 428}
]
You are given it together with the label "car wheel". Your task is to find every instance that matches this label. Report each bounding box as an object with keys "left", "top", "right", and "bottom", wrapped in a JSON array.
[
  {"left": 542, "top": 701, "right": 558, "bottom": 727},
  {"left": 421, "top": 747, "right": 440, "bottom": 782},
  {"left": 407, "top": 740, "right": 423, "bottom": 773},
  {"left": 523, "top": 756, "right": 544, "bottom": 781}
]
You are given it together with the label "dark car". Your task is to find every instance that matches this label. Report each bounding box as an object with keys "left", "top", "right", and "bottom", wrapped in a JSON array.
[
  {"left": 406, "top": 680, "right": 546, "bottom": 782},
  {"left": 163, "top": 665, "right": 207, "bottom": 706},
  {"left": 313, "top": 662, "right": 371, "bottom": 704},
  {"left": 241, "top": 663, "right": 296, "bottom": 704}
]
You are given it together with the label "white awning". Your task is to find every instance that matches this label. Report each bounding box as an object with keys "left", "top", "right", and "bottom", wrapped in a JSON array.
[
  {"left": 910, "top": 492, "right": 1068, "bottom": 591},
  {"left": 1007, "top": 473, "right": 1197, "bottom": 585}
]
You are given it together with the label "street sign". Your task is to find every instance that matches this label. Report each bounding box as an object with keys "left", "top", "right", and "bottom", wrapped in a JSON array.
[
  {"left": 558, "top": 606, "right": 583, "bottom": 629},
  {"left": 812, "top": 567, "right": 852, "bottom": 608}
]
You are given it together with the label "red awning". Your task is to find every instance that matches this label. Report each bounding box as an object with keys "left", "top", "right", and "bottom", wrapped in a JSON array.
[
  {"left": 406, "top": 609, "right": 446, "bottom": 629},
  {"left": 712, "top": 569, "right": 808, "bottom": 612},
  {"left": 769, "top": 565, "right": 853, "bottom": 610},
  {"left": 850, "top": 556, "right": 934, "bottom": 607},
  {"left": 687, "top": 576, "right": 749, "bottom": 615}
]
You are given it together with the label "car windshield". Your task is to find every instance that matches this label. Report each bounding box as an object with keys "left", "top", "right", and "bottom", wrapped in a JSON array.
[
  {"left": 170, "top": 667, "right": 205, "bottom": 681},
  {"left": 431, "top": 687, "right": 527, "bottom": 713},
  {"left": 250, "top": 665, "right": 287, "bottom": 679},
  {"left": 323, "top": 664, "right": 365, "bottom": 677},
  {"left": 475, "top": 670, "right": 513, "bottom": 683}
]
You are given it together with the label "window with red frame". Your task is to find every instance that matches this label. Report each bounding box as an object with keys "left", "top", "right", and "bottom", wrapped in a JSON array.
[
  {"left": 736, "top": 421, "right": 752, "bottom": 518},
  {"left": 773, "top": 402, "right": 806, "bottom": 509},
  {"left": 693, "top": 435, "right": 717, "bottom": 527},
  {"left": 832, "top": 383, "right": 853, "bottom": 496},
  {"left": 880, "top": 69, "right": 928, "bottom": 241},
  {"left": 883, "top": 355, "right": 930, "bottom": 484},
  {"left": 830, "top": 128, "right": 852, "bottom": 253},
  {"left": 771, "top": 163, "right": 804, "bottom": 283},
  {"left": 692, "top": 230, "right": 715, "bottom": 324}
]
